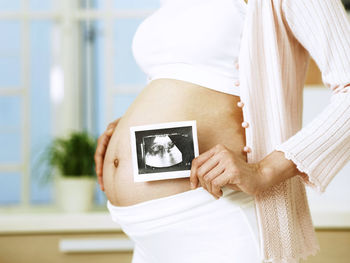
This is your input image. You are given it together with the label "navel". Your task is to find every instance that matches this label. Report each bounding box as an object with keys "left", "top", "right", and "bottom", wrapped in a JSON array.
[{"left": 113, "top": 158, "right": 119, "bottom": 168}]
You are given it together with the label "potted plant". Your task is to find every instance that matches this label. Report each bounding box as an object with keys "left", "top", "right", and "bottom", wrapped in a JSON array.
[{"left": 42, "top": 131, "right": 97, "bottom": 213}]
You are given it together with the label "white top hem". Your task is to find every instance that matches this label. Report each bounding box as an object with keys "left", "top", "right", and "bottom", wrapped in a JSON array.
[{"left": 147, "top": 63, "right": 240, "bottom": 96}]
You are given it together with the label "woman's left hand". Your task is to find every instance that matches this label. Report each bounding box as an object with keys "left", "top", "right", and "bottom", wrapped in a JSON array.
[{"left": 189, "top": 144, "right": 270, "bottom": 199}]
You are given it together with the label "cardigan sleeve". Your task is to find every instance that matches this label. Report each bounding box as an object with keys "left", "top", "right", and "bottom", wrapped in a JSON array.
[{"left": 274, "top": 0, "right": 350, "bottom": 194}]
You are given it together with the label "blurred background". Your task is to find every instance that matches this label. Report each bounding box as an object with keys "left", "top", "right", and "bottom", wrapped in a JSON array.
[{"left": 0, "top": 0, "right": 349, "bottom": 263}]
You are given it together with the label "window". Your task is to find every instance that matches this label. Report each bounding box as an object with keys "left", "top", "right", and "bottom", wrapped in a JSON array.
[{"left": 0, "top": 0, "right": 160, "bottom": 211}]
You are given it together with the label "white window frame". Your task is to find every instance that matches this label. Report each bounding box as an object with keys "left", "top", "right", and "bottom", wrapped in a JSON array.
[{"left": 0, "top": 0, "right": 154, "bottom": 212}]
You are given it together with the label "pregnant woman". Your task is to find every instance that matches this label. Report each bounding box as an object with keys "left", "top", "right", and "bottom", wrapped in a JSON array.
[{"left": 95, "top": 0, "right": 350, "bottom": 262}]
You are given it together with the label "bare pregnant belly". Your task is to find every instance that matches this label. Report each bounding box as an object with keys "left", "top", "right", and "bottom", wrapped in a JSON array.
[{"left": 102, "top": 78, "right": 247, "bottom": 207}]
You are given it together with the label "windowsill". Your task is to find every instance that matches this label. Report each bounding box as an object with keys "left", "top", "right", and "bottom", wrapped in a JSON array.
[
  {"left": 0, "top": 204, "right": 122, "bottom": 234},
  {"left": 311, "top": 208, "right": 350, "bottom": 229},
  {"left": 0, "top": 211, "right": 121, "bottom": 234},
  {"left": 0, "top": 206, "right": 349, "bottom": 235}
]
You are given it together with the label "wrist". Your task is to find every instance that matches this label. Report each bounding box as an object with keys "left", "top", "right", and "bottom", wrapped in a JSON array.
[
  {"left": 257, "top": 160, "right": 275, "bottom": 190},
  {"left": 258, "top": 150, "right": 301, "bottom": 188}
]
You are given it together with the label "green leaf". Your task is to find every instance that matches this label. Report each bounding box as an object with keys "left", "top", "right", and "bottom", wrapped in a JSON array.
[{"left": 38, "top": 131, "right": 98, "bottom": 183}]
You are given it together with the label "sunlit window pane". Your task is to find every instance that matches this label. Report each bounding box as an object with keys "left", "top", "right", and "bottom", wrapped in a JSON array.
[
  {"left": 0, "top": 0, "right": 166, "bottom": 209},
  {"left": 29, "top": 21, "right": 53, "bottom": 204},
  {"left": 114, "top": 94, "right": 137, "bottom": 118},
  {"left": 0, "top": 58, "right": 21, "bottom": 87},
  {"left": 0, "top": 173, "right": 21, "bottom": 205},
  {"left": 95, "top": 0, "right": 103, "bottom": 9},
  {"left": 114, "top": 0, "right": 159, "bottom": 9},
  {"left": 0, "top": 132, "right": 21, "bottom": 163},
  {"left": 114, "top": 18, "right": 148, "bottom": 85},
  {"left": 0, "top": 96, "right": 21, "bottom": 165},
  {"left": 0, "top": 0, "right": 20, "bottom": 11},
  {"left": 0, "top": 21, "right": 21, "bottom": 87},
  {"left": 95, "top": 20, "right": 106, "bottom": 136},
  {"left": 94, "top": 183, "right": 107, "bottom": 205},
  {"left": 0, "top": 96, "right": 21, "bottom": 128},
  {"left": 30, "top": 0, "right": 53, "bottom": 11},
  {"left": 30, "top": 176, "right": 53, "bottom": 204}
]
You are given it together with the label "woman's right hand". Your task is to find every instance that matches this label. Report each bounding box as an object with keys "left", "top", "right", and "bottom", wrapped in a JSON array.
[{"left": 94, "top": 117, "right": 122, "bottom": 191}]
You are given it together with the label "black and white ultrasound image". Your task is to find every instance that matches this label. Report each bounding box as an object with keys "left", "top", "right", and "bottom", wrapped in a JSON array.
[{"left": 134, "top": 126, "right": 195, "bottom": 174}]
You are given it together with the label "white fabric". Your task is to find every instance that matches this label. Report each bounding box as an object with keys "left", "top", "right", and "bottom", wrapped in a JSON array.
[
  {"left": 237, "top": 0, "right": 350, "bottom": 261},
  {"left": 131, "top": 0, "right": 246, "bottom": 96},
  {"left": 107, "top": 186, "right": 262, "bottom": 263}
]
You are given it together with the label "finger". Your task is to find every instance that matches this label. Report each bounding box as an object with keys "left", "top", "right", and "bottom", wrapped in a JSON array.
[
  {"left": 195, "top": 144, "right": 222, "bottom": 167},
  {"left": 193, "top": 163, "right": 209, "bottom": 191},
  {"left": 112, "top": 116, "right": 122, "bottom": 125},
  {"left": 197, "top": 170, "right": 207, "bottom": 192},
  {"left": 197, "top": 154, "right": 221, "bottom": 190},
  {"left": 94, "top": 133, "right": 112, "bottom": 178},
  {"left": 190, "top": 145, "right": 221, "bottom": 189},
  {"left": 94, "top": 151, "right": 103, "bottom": 181},
  {"left": 108, "top": 117, "right": 122, "bottom": 129},
  {"left": 204, "top": 164, "right": 225, "bottom": 194},
  {"left": 190, "top": 159, "right": 199, "bottom": 189},
  {"left": 96, "top": 124, "right": 117, "bottom": 174},
  {"left": 107, "top": 121, "right": 117, "bottom": 130},
  {"left": 105, "top": 127, "right": 114, "bottom": 136},
  {"left": 199, "top": 151, "right": 227, "bottom": 191},
  {"left": 97, "top": 174, "right": 104, "bottom": 191},
  {"left": 211, "top": 172, "right": 231, "bottom": 197}
]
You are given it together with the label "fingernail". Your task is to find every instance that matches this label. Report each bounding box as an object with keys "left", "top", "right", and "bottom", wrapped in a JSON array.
[{"left": 190, "top": 182, "right": 194, "bottom": 189}]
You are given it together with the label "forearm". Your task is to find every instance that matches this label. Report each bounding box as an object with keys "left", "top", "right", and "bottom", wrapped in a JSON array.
[
  {"left": 279, "top": 0, "right": 350, "bottom": 194},
  {"left": 259, "top": 150, "right": 309, "bottom": 187}
]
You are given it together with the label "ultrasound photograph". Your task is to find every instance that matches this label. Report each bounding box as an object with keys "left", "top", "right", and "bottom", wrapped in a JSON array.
[{"left": 130, "top": 120, "right": 199, "bottom": 182}]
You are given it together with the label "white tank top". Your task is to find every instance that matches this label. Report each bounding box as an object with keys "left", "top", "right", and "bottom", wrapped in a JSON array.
[{"left": 132, "top": 0, "right": 247, "bottom": 96}]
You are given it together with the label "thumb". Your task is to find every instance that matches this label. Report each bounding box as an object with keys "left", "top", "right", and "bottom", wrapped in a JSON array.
[{"left": 226, "top": 184, "right": 242, "bottom": 191}]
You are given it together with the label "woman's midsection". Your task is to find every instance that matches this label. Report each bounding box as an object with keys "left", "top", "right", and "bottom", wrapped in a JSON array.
[{"left": 102, "top": 78, "right": 247, "bottom": 207}]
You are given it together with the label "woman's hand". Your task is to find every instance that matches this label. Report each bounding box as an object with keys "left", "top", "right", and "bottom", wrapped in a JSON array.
[
  {"left": 94, "top": 117, "right": 122, "bottom": 191},
  {"left": 189, "top": 144, "right": 271, "bottom": 199}
]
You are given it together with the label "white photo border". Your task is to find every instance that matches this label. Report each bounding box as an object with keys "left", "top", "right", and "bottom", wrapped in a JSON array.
[{"left": 130, "top": 120, "right": 199, "bottom": 182}]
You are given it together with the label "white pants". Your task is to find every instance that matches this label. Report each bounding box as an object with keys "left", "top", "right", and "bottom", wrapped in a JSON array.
[{"left": 107, "top": 185, "right": 262, "bottom": 263}]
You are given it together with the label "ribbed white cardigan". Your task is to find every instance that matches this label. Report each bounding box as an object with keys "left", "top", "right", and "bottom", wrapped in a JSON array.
[{"left": 238, "top": 0, "right": 350, "bottom": 262}]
